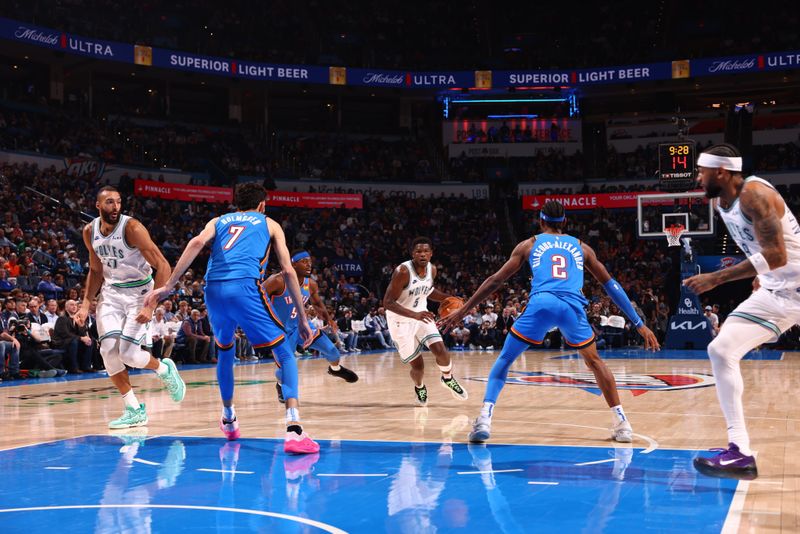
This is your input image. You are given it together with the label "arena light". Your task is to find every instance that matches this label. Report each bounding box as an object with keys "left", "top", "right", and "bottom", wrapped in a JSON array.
[
  {"left": 451, "top": 98, "right": 568, "bottom": 104},
  {"left": 487, "top": 114, "right": 539, "bottom": 119}
]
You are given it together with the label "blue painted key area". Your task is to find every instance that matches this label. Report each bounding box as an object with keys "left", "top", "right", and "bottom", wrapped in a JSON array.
[{"left": 0, "top": 435, "right": 741, "bottom": 532}]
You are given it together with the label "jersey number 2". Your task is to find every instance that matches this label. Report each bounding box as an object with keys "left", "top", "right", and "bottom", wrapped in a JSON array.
[
  {"left": 223, "top": 225, "right": 246, "bottom": 250},
  {"left": 551, "top": 255, "right": 568, "bottom": 279}
]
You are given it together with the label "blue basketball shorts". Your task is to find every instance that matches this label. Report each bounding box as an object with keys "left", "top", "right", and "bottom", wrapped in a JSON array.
[
  {"left": 205, "top": 279, "right": 285, "bottom": 350},
  {"left": 509, "top": 292, "right": 595, "bottom": 349}
]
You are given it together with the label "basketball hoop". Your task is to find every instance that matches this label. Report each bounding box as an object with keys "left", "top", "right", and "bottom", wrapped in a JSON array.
[{"left": 664, "top": 224, "right": 686, "bottom": 247}]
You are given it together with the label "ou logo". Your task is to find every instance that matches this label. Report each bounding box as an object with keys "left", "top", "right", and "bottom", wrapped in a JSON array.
[{"left": 684, "top": 298, "right": 692, "bottom": 308}]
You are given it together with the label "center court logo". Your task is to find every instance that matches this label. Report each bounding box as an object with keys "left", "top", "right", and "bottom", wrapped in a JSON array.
[{"left": 467, "top": 370, "right": 715, "bottom": 396}]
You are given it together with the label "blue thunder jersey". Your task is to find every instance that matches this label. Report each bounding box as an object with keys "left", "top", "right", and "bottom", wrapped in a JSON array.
[
  {"left": 529, "top": 233, "right": 587, "bottom": 304},
  {"left": 205, "top": 211, "right": 270, "bottom": 282},
  {"left": 271, "top": 276, "right": 311, "bottom": 331}
]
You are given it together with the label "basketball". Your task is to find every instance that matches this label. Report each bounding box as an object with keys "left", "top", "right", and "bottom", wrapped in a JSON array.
[{"left": 439, "top": 296, "right": 465, "bottom": 318}]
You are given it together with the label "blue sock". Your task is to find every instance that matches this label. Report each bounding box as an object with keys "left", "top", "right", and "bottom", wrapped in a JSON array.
[
  {"left": 484, "top": 335, "right": 529, "bottom": 404},
  {"left": 274, "top": 366, "right": 283, "bottom": 383},
  {"left": 216, "top": 343, "right": 236, "bottom": 403}
]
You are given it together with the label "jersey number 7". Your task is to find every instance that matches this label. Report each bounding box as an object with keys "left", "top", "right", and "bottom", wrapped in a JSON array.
[{"left": 223, "top": 225, "right": 246, "bottom": 250}]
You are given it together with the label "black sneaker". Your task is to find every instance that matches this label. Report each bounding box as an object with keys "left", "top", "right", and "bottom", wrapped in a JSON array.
[
  {"left": 414, "top": 384, "right": 428, "bottom": 406},
  {"left": 327, "top": 365, "right": 359, "bottom": 383},
  {"left": 440, "top": 375, "right": 468, "bottom": 400},
  {"left": 276, "top": 382, "right": 285, "bottom": 404}
]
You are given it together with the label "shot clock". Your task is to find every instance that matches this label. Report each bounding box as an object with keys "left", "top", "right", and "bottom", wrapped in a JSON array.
[{"left": 658, "top": 142, "right": 696, "bottom": 191}]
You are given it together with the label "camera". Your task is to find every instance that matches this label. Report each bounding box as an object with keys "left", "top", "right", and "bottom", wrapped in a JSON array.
[{"left": 8, "top": 316, "right": 31, "bottom": 337}]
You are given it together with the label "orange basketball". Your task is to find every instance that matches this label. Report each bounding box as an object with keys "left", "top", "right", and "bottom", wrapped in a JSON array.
[{"left": 439, "top": 296, "right": 465, "bottom": 318}]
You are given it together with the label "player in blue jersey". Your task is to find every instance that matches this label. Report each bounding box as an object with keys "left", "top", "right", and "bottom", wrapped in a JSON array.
[
  {"left": 263, "top": 249, "right": 358, "bottom": 403},
  {"left": 145, "top": 183, "right": 318, "bottom": 454},
  {"left": 440, "top": 200, "right": 660, "bottom": 443}
]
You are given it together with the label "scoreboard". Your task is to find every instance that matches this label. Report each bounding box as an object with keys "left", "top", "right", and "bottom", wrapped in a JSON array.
[{"left": 658, "top": 142, "right": 696, "bottom": 191}]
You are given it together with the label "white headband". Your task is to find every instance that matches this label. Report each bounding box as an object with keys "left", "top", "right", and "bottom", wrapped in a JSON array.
[{"left": 697, "top": 153, "right": 742, "bottom": 171}]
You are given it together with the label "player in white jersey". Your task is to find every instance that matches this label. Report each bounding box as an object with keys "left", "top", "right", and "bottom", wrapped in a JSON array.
[
  {"left": 685, "top": 143, "right": 800, "bottom": 479},
  {"left": 75, "top": 186, "right": 185, "bottom": 429},
  {"left": 383, "top": 236, "right": 468, "bottom": 405}
]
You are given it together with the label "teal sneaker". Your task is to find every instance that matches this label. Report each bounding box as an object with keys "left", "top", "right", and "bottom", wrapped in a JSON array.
[
  {"left": 159, "top": 358, "right": 186, "bottom": 403},
  {"left": 108, "top": 403, "right": 149, "bottom": 429}
]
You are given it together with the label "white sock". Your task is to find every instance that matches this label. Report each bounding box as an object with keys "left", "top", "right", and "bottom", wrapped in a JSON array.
[
  {"left": 122, "top": 390, "right": 139, "bottom": 410},
  {"left": 286, "top": 407, "right": 300, "bottom": 424},
  {"left": 222, "top": 405, "right": 236, "bottom": 421},
  {"left": 330, "top": 364, "right": 341, "bottom": 371},
  {"left": 480, "top": 401, "right": 495, "bottom": 419},
  {"left": 611, "top": 405, "right": 627, "bottom": 425},
  {"left": 438, "top": 362, "right": 453, "bottom": 379},
  {"left": 156, "top": 361, "right": 169, "bottom": 376}
]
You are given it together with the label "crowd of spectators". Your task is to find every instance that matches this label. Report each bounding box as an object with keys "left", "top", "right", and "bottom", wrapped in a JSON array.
[
  {"left": 10, "top": 1, "right": 798, "bottom": 70},
  {"left": 4, "top": 146, "right": 800, "bottom": 380},
  {"left": 449, "top": 149, "right": 584, "bottom": 182},
  {"left": 279, "top": 134, "right": 437, "bottom": 182}
]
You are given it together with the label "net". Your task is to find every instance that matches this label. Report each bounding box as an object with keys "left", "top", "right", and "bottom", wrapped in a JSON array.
[{"left": 664, "top": 224, "right": 686, "bottom": 247}]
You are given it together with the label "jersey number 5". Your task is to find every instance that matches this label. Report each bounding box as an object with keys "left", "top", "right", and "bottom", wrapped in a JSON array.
[
  {"left": 223, "top": 225, "right": 246, "bottom": 250},
  {"left": 551, "top": 255, "right": 568, "bottom": 279}
]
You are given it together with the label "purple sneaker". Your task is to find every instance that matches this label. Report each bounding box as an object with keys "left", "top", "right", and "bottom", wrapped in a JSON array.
[{"left": 693, "top": 443, "right": 758, "bottom": 480}]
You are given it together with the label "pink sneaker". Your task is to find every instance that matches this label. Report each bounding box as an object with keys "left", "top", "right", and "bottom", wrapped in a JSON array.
[
  {"left": 219, "top": 417, "right": 240, "bottom": 441},
  {"left": 284, "top": 431, "right": 320, "bottom": 454}
]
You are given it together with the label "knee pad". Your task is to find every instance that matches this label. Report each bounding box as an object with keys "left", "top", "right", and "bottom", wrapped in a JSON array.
[
  {"left": 118, "top": 338, "right": 152, "bottom": 369},
  {"left": 100, "top": 337, "right": 126, "bottom": 376}
]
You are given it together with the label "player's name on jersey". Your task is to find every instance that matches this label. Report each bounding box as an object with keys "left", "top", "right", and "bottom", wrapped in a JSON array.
[
  {"left": 219, "top": 213, "right": 263, "bottom": 225},
  {"left": 531, "top": 239, "right": 583, "bottom": 270}
]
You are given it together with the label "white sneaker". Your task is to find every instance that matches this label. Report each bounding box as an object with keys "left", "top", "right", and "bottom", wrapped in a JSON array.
[
  {"left": 612, "top": 421, "right": 633, "bottom": 443},
  {"left": 468, "top": 415, "right": 492, "bottom": 443}
]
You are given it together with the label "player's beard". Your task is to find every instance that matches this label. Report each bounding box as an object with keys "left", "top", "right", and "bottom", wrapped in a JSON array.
[
  {"left": 703, "top": 182, "right": 722, "bottom": 199},
  {"left": 99, "top": 209, "right": 120, "bottom": 225}
]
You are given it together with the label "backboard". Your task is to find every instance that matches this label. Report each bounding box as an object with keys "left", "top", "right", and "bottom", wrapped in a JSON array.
[{"left": 637, "top": 191, "right": 715, "bottom": 239}]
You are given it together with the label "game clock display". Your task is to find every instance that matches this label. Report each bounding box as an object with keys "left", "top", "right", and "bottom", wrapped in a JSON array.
[{"left": 659, "top": 142, "right": 696, "bottom": 191}]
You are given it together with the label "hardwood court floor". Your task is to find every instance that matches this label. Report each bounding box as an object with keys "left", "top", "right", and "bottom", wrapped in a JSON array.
[{"left": 2, "top": 348, "right": 799, "bottom": 532}]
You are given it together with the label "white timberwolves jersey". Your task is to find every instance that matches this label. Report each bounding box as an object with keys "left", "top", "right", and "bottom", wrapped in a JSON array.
[
  {"left": 717, "top": 176, "right": 800, "bottom": 290},
  {"left": 91, "top": 215, "right": 153, "bottom": 287},
  {"left": 387, "top": 260, "right": 434, "bottom": 319}
]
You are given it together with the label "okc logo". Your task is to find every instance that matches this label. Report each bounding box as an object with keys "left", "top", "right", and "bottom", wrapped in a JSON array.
[{"left": 467, "top": 370, "right": 715, "bottom": 396}]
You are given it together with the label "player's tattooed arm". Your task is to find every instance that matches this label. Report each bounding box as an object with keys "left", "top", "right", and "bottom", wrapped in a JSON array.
[{"left": 685, "top": 183, "right": 786, "bottom": 293}]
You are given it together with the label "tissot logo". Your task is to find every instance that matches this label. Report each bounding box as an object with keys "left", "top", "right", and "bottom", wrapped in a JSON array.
[{"left": 467, "top": 370, "right": 715, "bottom": 396}]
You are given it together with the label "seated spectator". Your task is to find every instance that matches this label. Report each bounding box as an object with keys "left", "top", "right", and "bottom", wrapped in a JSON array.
[
  {"left": 176, "top": 308, "right": 210, "bottom": 364},
  {"left": 476, "top": 321, "right": 496, "bottom": 350},
  {"left": 151, "top": 306, "right": 176, "bottom": 360},
  {"left": 497, "top": 306, "right": 515, "bottom": 341},
  {"left": 449, "top": 320, "right": 470, "bottom": 348},
  {"left": 37, "top": 272, "right": 63, "bottom": 301},
  {"left": 12, "top": 311, "right": 65, "bottom": 378},
  {"left": 0, "top": 269, "right": 15, "bottom": 297},
  {"left": 363, "top": 307, "right": 392, "bottom": 349},
  {"left": 705, "top": 305, "right": 720, "bottom": 337},
  {"left": 0, "top": 303, "right": 21, "bottom": 379},
  {"left": 51, "top": 299, "right": 94, "bottom": 374},
  {"left": 43, "top": 299, "right": 60, "bottom": 333},
  {"left": 336, "top": 308, "right": 359, "bottom": 353},
  {"left": 198, "top": 306, "right": 217, "bottom": 363}
]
